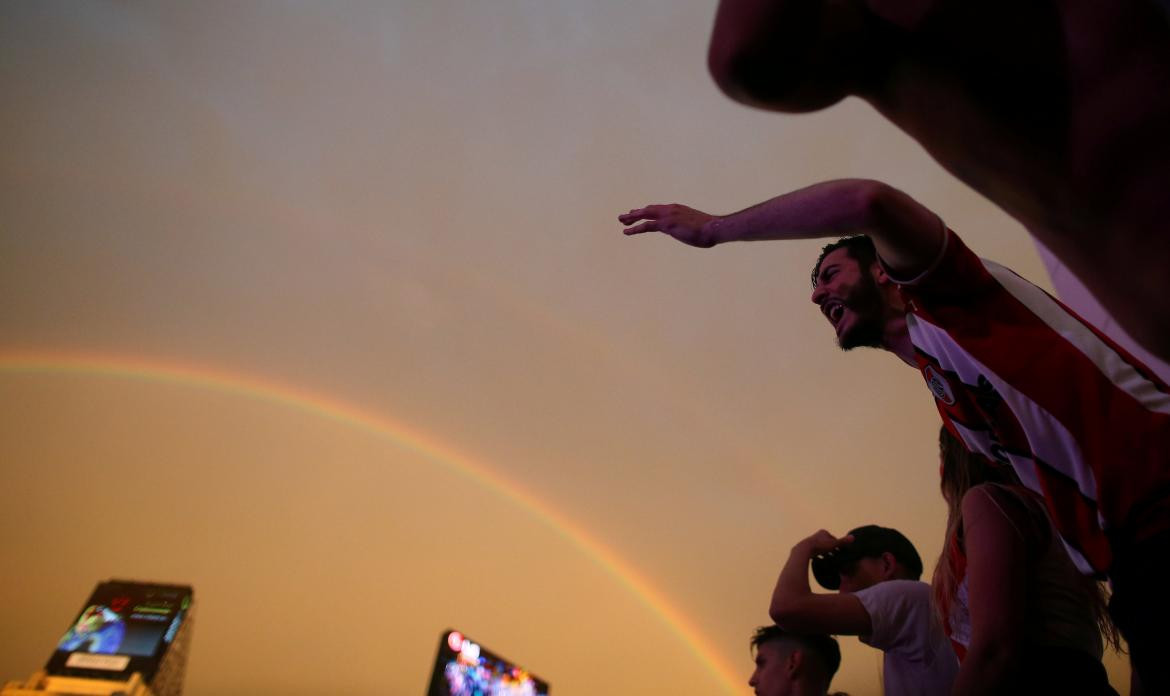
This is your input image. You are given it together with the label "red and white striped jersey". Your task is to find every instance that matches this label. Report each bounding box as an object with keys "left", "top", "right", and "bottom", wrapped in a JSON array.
[{"left": 894, "top": 229, "right": 1170, "bottom": 576}]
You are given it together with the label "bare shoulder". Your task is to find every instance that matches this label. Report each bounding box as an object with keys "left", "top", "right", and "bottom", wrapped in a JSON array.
[
  {"left": 960, "top": 484, "right": 1045, "bottom": 546},
  {"left": 960, "top": 483, "right": 1021, "bottom": 516}
]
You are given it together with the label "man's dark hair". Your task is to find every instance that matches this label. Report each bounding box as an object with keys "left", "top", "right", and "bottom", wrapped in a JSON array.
[
  {"left": 750, "top": 624, "right": 842, "bottom": 678},
  {"left": 811, "top": 235, "right": 878, "bottom": 288}
]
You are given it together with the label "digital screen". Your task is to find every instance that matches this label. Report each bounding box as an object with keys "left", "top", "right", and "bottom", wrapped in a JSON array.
[
  {"left": 427, "top": 630, "right": 549, "bottom": 696},
  {"left": 47, "top": 580, "right": 192, "bottom": 681}
]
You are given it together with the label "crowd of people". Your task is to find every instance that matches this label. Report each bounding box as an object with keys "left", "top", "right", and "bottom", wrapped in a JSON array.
[{"left": 620, "top": 1, "right": 1170, "bottom": 693}]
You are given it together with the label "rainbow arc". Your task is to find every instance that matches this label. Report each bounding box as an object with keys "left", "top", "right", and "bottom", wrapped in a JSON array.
[{"left": 0, "top": 350, "right": 742, "bottom": 694}]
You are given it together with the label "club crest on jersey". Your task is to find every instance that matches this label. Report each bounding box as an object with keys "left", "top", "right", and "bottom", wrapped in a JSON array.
[{"left": 923, "top": 365, "right": 956, "bottom": 405}]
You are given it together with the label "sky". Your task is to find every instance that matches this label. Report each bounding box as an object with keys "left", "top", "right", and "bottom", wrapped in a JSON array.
[{"left": 0, "top": 2, "right": 1135, "bottom": 694}]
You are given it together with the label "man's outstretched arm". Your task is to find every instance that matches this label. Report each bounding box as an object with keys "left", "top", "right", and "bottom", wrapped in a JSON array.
[
  {"left": 769, "top": 530, "right": 872, "bottom": 635},
  {"left": 619, "top": 178, "right": 944, "bottom": 278}
]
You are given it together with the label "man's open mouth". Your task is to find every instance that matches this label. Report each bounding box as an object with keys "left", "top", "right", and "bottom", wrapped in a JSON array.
[{"left": 823, "top": 300, "right": 845, "bottom": 328}]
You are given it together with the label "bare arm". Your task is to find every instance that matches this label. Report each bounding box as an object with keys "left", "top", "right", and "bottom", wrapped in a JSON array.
[
  {"left": 769, "top": 530, "right": 873, "bottom": 635},
  {"left": 951, "top": 487, "right": 1028, "bottom": 695},
  {"left": 619, "top": 179, "right": 944, "bottom": 278}
]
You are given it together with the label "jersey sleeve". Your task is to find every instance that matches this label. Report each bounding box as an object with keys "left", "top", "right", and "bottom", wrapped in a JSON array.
[{"left": 885, "top": 227, "right": 997, "bottom": 305}]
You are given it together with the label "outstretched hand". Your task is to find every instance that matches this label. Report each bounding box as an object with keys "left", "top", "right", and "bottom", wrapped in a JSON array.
[{"left": 619, "top": 204, "right": 720, "bottom": 248}]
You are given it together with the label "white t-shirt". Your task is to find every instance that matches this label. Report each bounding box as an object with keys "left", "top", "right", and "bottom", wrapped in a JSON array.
[{"left": 853, "top": 580, "right": 958, "bottom": 696}]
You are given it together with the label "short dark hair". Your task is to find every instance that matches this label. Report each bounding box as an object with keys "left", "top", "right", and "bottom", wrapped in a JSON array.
[
  {"left": 811, "top": 235, "right": 878, "bottom": 288},
  {"left": 750, "top": 625, "right": 842, "bottom": 679}
]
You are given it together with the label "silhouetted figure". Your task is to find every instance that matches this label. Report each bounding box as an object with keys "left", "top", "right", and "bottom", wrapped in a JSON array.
[
  {"left": 770, "top": 526, "right": 957, "bottom": 696},
  {"left": 933, "top": 427, "right": 1118, "bottom": 695},
  {"left": 749, "top": 624, "right": 842, "bottom": 696},
  {"left": 620, "top": 177, "right": 1170, "bottom": 692},
  {"left": 706, "top": 0, "right": 1170, "bottom": 362}
]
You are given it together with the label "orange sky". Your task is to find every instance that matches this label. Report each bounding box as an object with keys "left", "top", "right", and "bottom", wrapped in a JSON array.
[{"left": 0, "top": 3, "right": 1131, "bottom": 694}]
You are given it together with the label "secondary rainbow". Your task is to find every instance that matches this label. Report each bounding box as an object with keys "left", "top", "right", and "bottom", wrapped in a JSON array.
[{"left": 0, "top": 350, "right": 742, "bottom": 694}]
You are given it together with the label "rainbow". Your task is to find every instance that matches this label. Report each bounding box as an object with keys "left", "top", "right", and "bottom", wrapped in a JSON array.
[{"left": 0, "top": 350, "right": 743, "bottom": 694}]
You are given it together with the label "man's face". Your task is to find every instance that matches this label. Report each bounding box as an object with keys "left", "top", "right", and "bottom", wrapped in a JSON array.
[
  {"left": 836, "top": 556, "right": 887, "bottom": 593},
  {"left": 748, "top": 641, "right": 793, "bottom": 696},
  {"left": 811, "top": 248, "right": 887, "bottom": 350}
]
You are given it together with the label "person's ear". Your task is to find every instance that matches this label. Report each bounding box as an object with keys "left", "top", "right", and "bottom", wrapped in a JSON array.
[
  {"left": 871, "top": 260, "right": 890, "bottom": 285},
  {"left": 787, "top": 648, "right": 805, "bottom": 679},
  {"left": 880, "top": 551, "right": 899, "bottom": 580}
]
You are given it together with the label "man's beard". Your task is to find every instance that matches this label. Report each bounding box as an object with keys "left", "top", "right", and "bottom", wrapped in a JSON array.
[{"left": 838, "top": 273, "right": 887, "bottom": 351}]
